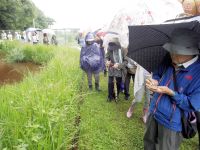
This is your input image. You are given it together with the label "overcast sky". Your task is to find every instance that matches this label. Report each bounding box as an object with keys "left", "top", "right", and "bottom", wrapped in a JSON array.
[
  {"left": 32, "top": 0, "right": 134, "bottom": 30},
  {"left": 32, "top": 0, "right": 182, "bottom": 29}
]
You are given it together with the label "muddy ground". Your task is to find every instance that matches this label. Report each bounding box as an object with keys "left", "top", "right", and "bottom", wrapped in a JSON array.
[{"left": 0, "top": 61, "right": 40, "bottom": 85}]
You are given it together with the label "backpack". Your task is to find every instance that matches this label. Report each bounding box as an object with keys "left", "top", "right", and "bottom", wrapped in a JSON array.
[{"left": 80, "top": 44, "right": 101, "bottom": 72}]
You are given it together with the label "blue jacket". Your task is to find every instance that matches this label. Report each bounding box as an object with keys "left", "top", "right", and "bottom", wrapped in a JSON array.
[{"left": 150, "top": 58, "right": 200, "bottom": 131}]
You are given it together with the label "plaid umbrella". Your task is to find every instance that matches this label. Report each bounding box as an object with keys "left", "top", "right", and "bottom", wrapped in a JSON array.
[{"left": 127, "top": 20, "right": 200, "bottom": 73}]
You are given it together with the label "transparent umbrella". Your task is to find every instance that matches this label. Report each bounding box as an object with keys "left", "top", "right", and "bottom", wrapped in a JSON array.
[
  {"left": 107, "top": 0, "right": 184, "bottom": 48},
  {"left": 42, "top": 29, "right": 55, "bottom": 35},
  {"left": 26, "top": 27, "right": 41, "bottom": 32}
]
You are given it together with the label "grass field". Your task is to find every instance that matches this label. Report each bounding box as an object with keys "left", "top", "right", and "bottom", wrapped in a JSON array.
[{"left": 0, "top": 41, "right": 198, "bottom": 149}]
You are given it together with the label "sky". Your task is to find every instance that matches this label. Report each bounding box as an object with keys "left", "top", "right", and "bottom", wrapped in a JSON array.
[
  {"left": 32, "top": 0, "right": 184, "bottom": 32},
  {"left": 32, "top": 0, "right": 134, "bottom": 30}
]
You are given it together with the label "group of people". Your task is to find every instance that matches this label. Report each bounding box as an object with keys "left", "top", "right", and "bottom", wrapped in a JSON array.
[
  {"left": 0, "top": 30, "right": 19, "bottom": 41},
  {"left": 80, "top": 28, "right": 200, "bottom": 150},
  {"left": 42, "top": 33, "right": 58, "bottom": 45},
  {"left": 28, "top": 32, "right": 58, "bottom": 45},
  {"left": 80, "top": 32, "right": 151, "bottom": 123},
  {"left": 0, "top": 30, "right": 58, "bottom": 46}
]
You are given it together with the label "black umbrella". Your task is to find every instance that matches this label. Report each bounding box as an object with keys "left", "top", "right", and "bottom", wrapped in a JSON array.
[{"left": 127, "top": 21, "right": 200, "bottom": 73}]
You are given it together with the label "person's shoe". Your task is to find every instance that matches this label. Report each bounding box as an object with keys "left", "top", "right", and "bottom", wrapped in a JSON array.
[
  {"left": 114, "top": 99, "right": 118, "bottom": 103},
  {"left": 125, "top": 96, "right": 129, "bottom": 100},
  {"left": 126, "top": 107, "right": 134, "bottom": 118},
  {"left": 95, "top": 83, "right": 101, "bottom": 92},
  {"left": 142, "top": 115, "right": 147, "bottom": 124},
  {"left": 104, "top": 70, "right": 107, "bottom": 77},
  {"left": 141, "top": 110, "right": 149, "bottom": 123},
  {"left": 89, "top": 85, "right": 92, "bottom": 91},
  {"left": 107, "top": 97, "right": 113, "bottom": 102}
]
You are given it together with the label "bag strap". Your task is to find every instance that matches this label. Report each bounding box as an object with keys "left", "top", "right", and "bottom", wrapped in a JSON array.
[
  {"left": 172, "top": 67, "right": 178, "bottom": 91},
  {"left": 172, "top": 67, "right": 185, "bottom": 118}
]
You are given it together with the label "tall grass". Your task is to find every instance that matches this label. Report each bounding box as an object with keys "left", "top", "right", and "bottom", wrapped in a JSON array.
[
  {"left": 0, "top": 41, "right": 55, "bottom": 64},
  {"left": 0, "top": 46, "right": 83, "bottom": 149}
]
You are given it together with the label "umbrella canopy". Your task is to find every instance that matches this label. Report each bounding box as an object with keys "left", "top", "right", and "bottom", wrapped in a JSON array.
[
  {"left": 26, "top": 27, "right": 41, "bottom": 32},
  {"left": 127, "top": 21, "right": 200, "bottom": 73},
  {"left": 107, "top": 0, "right": 183, "bottom": 48},
  {"left": 42, "top": 29, "right": 55, "bottom": 35},
  {"left": 165, "top": 14, "right": 200, "bottom": 23}
]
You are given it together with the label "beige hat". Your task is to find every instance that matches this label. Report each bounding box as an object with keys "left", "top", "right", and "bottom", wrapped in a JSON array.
[
  {"left": 163, "top": 28, "right": 200, "bottom": 55},
  {"left": 108, "top": 37, "right": 120, "bottom": 45}
]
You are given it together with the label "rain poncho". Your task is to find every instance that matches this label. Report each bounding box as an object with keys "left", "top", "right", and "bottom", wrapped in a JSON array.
[{"left": 80, "top": 43, "right": 102, "bottom": 73}]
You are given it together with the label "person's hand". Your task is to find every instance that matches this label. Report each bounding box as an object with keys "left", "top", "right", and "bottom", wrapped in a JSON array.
[
  {"left": 106, "top": 61, "right": 111, "bottom": 67},
  {"left": 113, "top": 63, "right": 119, "bottom": 69},
  {"left": 146, "top": 84, "right": 175, "bottom": 96},
  {"left": 146, "top": 78, "right": 158, "bottom": 86}
]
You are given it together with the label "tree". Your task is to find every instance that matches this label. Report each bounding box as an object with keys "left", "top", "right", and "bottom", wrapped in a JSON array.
[{"left": 0, "top": 0, "right": 55, "bottom": 30}]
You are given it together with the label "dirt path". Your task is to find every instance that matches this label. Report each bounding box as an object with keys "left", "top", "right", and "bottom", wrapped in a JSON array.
[{"left": 0, "top": 62, "right": 40, "bottom": 85}]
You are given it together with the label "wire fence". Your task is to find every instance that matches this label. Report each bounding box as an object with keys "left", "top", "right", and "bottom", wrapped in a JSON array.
[{"left": 0, "top": 28, "right": 79, "bottom": 46}]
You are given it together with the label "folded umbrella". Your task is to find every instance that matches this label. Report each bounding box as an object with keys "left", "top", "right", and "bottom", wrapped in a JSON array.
[{"left": 127, "top": 21, "right": 200, "bottom": 73}]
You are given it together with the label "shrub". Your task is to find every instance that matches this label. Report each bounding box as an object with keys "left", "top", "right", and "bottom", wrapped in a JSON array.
[{"left": 6, "top": 48, "right": 25, "bottom": 63}]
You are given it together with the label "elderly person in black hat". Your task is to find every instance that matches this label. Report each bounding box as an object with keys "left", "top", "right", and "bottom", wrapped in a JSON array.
[
  {"left": 144, "top": 28, "right": 200, "bottom": 150},
  {"left": 105, "top": 37, "right": 127, "bottom": 101}
]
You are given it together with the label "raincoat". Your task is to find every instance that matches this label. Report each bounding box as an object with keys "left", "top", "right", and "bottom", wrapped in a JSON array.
[{"left": 80, "top": 43, "right": 102, "bottom": 73}]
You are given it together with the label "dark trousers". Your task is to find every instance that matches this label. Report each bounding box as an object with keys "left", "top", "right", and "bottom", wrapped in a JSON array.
[
  {"left": 144, "top": 114, "right": 182, "bottom": 150},
  {"left": 124, "top": 73, "right": 135, "bottom": 97},
  {"left": 195, "top": 112, "right": 200, "bottom": 150},
  {"left": 108, "top": 76, "right": 122, "bottom": 99}
]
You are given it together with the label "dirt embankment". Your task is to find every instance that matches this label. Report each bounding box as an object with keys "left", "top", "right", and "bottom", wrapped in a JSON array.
[{"left": 0, "top": 62, "right": 40, "bottom": 85}]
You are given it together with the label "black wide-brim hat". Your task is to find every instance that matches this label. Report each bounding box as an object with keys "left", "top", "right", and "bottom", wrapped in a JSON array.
[{"left": 163, "top": 28, "right": 200, "bottom": 55}]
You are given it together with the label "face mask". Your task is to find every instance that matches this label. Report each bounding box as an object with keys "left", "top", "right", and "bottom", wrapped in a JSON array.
[
  {"left": 86, "top": 41, "right": 93, "bottom": 45},
  {"left": 109, "top": 42, "right": 117, "bottom": 46}
]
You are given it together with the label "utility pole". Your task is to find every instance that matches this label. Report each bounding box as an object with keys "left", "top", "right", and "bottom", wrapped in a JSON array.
[
  {"left": 33, "top": 19, "right": 35, "bottom": 28},
  {"left": 64, "top": 28, "right": 67, "bottom": 45}
]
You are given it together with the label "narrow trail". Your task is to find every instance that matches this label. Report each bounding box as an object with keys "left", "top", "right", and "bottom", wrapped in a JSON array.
[
  {"left": 78, "top": 73, "right": 145, "bottom": 150},
  {"left": 71, "top": 73, "right": 85, "bottom": 150}
]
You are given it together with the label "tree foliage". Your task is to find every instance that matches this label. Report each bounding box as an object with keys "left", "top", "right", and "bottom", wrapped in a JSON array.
[{"left": 0, "top": 0, "right": 55, "bottom": 30}]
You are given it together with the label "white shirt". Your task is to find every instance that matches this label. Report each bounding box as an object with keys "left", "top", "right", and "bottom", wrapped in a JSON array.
[{"left": 181, "top": 56, "right": 198, "bottom": 68}]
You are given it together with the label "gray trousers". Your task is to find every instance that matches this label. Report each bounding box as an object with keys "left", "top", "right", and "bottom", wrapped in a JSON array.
[
  {"left": 144, "top": 114, "right": 182, "bottom": 150},
  {"left": 86, "top": 72, "right": 99, "bottom": 86}
]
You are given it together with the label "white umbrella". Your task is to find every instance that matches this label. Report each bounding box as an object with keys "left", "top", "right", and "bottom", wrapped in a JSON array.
[
  {"left": 107, "top": 0, "right": 184, "bottom": 48},
  {"left": 42, "top": 29, "right": 55, "bottom": 35},
  {"left": 26, "top": 27, "right": 41, "bottom": 32}
]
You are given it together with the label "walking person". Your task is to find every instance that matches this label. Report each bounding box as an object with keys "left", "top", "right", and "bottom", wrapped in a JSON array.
[
  {"left": 126, "top": 64, "right": 151, "bottom": 123},
  {"left": 43, "top": 33, "right": 49, "bottom": 45},
  {"left": 144, "top": 28, "right": 200, "bottom": 150},
  {"left": 1, "top": 30, "right": 7, "bottom": 40},
  {"left": 7, "top": 31, "right": 12, "bottom": 40},
  {"left": 51, "top": 35, "right": 58, "bottom": 45},
  {"left": 80, "top": 32, "right": 102, "bottom": 91},
  {"left": 95, "top": 36, "right": 107, "bottom": 76},
  {"left": 124, "top": 57, "right": 137, "bottom": 100},
  {"left": 105, "top": 37, "right": 127, "bottom": 101}
]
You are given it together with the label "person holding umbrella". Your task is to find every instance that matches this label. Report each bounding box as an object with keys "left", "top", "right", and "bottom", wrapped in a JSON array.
[
  {"left": 144, "top": 28, "right": 200, "bottom": 150},
  {"left": 43, "top": 33, "right": 49, "bottom": 45}
]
